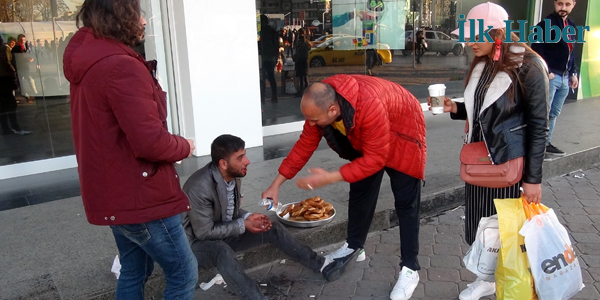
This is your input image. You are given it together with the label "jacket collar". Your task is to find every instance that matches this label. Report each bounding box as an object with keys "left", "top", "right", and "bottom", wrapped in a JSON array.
[
  {"left": 209, "top": 162, "right": 240, "bottom": 220},
  {"left": 464, "top": 62, "right": 512, "bottom": 142},
  {"left": 464, "top": 46, "right": 526, "bottom": 142}
]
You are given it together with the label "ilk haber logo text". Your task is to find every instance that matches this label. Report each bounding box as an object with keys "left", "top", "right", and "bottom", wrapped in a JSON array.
[{"left": 456, "top": 15, "right": 589, "bottom": 43}]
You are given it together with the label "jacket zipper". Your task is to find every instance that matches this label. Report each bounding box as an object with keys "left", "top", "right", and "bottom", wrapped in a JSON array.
[{"left": 396, "top": 133, "right": 422, "bottom": 149}]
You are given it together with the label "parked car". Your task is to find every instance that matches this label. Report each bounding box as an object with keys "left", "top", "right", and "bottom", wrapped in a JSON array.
[
  {"left": 308, "top": 36, "right": 393, "bottom": 67},
  {"left": 402, "top": 30, "right": 464, "bottom": 56},
  {"left": 311, "top": 34, "right": 351, "bottom": 47}
]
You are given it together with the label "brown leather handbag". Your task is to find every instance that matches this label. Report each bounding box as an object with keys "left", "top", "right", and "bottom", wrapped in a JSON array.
[{"left": 460, "top": 141, "right": 523, "bottom": 188}]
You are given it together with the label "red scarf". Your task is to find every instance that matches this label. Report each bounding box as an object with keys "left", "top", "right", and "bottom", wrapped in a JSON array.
[{"left": 18, "top": 42, "right": 26, "bottom": 51}]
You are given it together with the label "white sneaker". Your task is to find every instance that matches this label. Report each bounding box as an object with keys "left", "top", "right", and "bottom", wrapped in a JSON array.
[
  {"left": 321, "top": 242, "right": 365, "bottom": 272},
  {"left": 325, "top": 242, "right": 366, "bottom": 261},
  {"left": 390, "top": 267, "right": 419, "bottom": 300},
  {"left": 459, "top": 277, "right": 495, "bottom": 300}
]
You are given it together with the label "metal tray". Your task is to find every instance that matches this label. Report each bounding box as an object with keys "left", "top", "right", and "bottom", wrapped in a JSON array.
[{"left": 276, "top": 202, "right": 336, "bottom": 228}]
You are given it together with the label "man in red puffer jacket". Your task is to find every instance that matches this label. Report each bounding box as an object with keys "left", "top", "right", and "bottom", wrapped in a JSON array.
[
  {"left": 262, "top": 74, "right": 426, "bottom": 300},
  {"left": 63, "top": 0, "right": 197, "bottom": 298}
]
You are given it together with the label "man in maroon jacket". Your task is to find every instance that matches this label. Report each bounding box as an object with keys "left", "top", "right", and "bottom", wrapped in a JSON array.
[
  {"left": 64, "top": 0, "right": 197, "bottom": 298},
  {"left": 262, "top": 75, "right": 426, "bottom": 300}
]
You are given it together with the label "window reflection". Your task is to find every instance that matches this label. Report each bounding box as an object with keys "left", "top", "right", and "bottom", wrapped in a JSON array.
[{"left": 0, "top": 0, "right": 166, "bottom": 167}]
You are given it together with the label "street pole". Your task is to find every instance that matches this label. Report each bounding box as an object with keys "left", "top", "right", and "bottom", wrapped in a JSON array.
[{"left": 412, "top": 12, "right": 416, "bottom": 69}]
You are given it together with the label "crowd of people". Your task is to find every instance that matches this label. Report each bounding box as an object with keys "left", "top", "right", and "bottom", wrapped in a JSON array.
[{"left": 61, "top": 0, "right": 578, "bottom": 300}]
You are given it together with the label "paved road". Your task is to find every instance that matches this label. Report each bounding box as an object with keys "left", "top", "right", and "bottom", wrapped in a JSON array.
[{"left": 194, "top": 165, "right": 600, "bottom": 300}]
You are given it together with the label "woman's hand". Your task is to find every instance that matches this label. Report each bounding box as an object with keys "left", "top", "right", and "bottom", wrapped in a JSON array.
[
  {"left": 521, "top": 183, "right": 542, "bottom": 204},
  {"left": 427, "top": 97, "right": 457, "bottom": 113}
]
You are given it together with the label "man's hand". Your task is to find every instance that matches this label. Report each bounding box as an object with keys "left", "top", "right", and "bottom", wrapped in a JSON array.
[
  {"left": 262, "top": 174, "right": 287, "bottom": 207},
  {"left": 427, "top": 97, "right": 456, "bottom": 113},
  {"left": 186, "top": 139, "right": 195, "bottom": 158},
  {"left": 569, "top": 75, "right": 579, "bottom": 89},
  {"left": 296, "top": 168, "right": 343, "bottom": 190},
  {"left": 548, "top": 73, "right": 556, "bottom": 80},
  {"left": 521, "top": 183, "right": 542, "bottom": 204},
  {"left": 244, "top": 214, "right": 272, "bottom": 233}
]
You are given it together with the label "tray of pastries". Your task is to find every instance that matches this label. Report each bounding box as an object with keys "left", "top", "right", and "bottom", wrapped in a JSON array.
[{"left": 276, "top": 196, "right": 336, "bottom": 228}]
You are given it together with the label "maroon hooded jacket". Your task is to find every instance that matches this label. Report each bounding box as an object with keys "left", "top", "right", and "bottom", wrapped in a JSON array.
[{"left": 64, "top": 27, "right": 191, "bottom": 225}]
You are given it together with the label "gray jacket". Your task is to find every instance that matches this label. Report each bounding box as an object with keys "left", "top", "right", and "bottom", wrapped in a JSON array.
[{"left": 182, "top": 162, "right": 248, "bottom": 243}]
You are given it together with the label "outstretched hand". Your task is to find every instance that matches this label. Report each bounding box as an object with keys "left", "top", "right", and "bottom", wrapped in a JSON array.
[{"left": 244, "top": 213, "right": 272, "bottom": 233}]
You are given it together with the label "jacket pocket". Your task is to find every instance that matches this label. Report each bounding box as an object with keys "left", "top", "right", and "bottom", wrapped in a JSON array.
[
  {"left": 509, "top": 124, "right": 527, "bottom": 132},
  {"left": 395, "top": 132, "right": 422, "bottom": 149},
  {"left": 112, "top": 223, "right": 151, "bottom": 245}
]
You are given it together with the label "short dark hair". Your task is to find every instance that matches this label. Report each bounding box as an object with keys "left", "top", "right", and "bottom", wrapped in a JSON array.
[
  {"left": 305, "top": 82, "right": 337, "bottom": 110},
  {"left": 211, "top": 135, "right": 245, "bottom": 164},
  {"left": 76, "top": 0, "right": 144, "bottom": 47},
  {"left": 17, "top": 34, "right": 25, "bottom": 40},
  {"left": 7, "top": 37, "right": 16, "bottom": 44}
]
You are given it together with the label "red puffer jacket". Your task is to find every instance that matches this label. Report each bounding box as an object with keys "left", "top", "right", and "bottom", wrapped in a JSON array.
[
  {"left": 64, "top": 28, "right": 191, "bottom": 225},
  {"left": 279, "top": 74, "right": 426, "bottom": 182}
]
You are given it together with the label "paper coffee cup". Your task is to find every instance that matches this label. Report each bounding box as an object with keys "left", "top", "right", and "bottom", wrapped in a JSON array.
[{"left": 428, "top": 84, "right": 446, "bottom": 115}]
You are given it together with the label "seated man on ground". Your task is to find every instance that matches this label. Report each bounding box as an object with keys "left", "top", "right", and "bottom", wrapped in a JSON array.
[{"left": 182, "top": 134, "right": 342, "bottom": 299}]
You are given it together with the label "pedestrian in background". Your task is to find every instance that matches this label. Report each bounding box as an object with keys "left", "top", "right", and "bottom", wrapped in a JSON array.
[
  {"left": 64, "top": 0, "right": 198, "bottom": 298},
  {"left": 293, "top": 35, "right": 310, "bottom": 96},
  {"left": 259, "top": 14, "right": 279, "bottom": 103},
  {"left": 531, "top": 0, "right": 579, "bottom": 159}
]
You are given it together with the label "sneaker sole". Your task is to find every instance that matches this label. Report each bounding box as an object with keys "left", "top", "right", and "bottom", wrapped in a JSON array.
[{"left": 322, "top": 249, "right": 361, "bottom": 282}]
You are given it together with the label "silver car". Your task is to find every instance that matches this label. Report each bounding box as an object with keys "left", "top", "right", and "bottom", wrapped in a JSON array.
[{"left": 402, "top": 30, "right": 464, "bottom": 56}]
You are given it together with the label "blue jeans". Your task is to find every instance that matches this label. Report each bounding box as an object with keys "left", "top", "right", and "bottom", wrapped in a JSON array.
[
  {"left": 110, "top": 214, "right": 198, "bottom": 300},
  {"left": 548, "top": 73, "right": 569, "bottom": 144}
]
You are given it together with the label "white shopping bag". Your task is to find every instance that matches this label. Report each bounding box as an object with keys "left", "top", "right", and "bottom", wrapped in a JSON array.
[
  {"left": 519, "top": 207, "right": 584, "bottom": 300},
  {"left": 463, "top": 215, "right": 500, "bottom": 281}
]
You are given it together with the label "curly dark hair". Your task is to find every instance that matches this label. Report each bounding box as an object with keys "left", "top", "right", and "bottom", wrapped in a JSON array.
[{"left": 76, "top": 0, "right": 144, "bottom": 47}]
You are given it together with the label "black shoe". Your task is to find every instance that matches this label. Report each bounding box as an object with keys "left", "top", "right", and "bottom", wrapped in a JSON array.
[
  {"left": 271, "top": 97, "right": 278, "bottom": 103},
  {"left": 322, "top": 247, "right": 361, "bottom": 282},
  {"left": 545, "top": 143, "right": 565, "bottom": 156}
]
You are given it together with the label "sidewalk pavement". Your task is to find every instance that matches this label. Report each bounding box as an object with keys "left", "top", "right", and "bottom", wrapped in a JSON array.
[{"left": 195, "top": 165, "right": 600, "bottom": 300}]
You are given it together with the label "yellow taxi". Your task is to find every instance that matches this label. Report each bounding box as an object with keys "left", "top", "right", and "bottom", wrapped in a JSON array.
[{"left": 308, "top": 36, "right": 392, "bottom": 67}]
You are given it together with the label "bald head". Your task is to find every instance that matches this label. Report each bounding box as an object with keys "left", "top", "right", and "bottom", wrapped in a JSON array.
[{"left": 302, "top": 82, "right": 337, "bottom": 110}]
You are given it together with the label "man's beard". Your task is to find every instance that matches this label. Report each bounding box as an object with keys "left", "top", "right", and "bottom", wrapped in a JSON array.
[
  {"left": 558, "top": 10, "right": 569, "bottom": 17},
  {"left": 226, "top": 165, "right": 246, "bottom": 178}
]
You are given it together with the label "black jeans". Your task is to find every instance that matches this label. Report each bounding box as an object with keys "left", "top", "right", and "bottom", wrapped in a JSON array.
[
  {"left": 191, "top": 221, "right": 324, "bottom": 300},
  {"left": 0, "top": 84, "right": 21, "bottom": 133},
  {"left": 260, "top": 59, "right": 277, "bottom": 101},
  {"left": 347, "top": 167, "right": 421, "bottom": 271}
]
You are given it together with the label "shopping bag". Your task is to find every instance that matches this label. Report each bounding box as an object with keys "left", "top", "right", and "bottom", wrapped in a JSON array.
[
  {"left": 494, "top": 197, "right": 537, "bottom": 300},
  {"left": 520, "top": 201, "right": 584, "bottom": 300},
  {"left": 463, "top": 215, "right": 500, "bottom": 281},
  {"left": 285, "top": 81, "right": 297, "bottom": 94}
]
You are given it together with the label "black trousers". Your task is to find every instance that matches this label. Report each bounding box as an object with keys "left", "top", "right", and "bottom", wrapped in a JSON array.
[
  {"left": 347, "top": 167, "right": 421, "bottom": 271},
  {"left": 0, "top": 83, "right": 21, "bottom": 133},
  {"left": 191, "top": 221, "right": 324, "bottom": 300},
  {"left": 260, "top": 60, "right": 277, "bottom": 101}
]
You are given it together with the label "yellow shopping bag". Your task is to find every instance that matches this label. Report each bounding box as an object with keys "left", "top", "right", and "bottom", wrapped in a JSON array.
[{"left": 494, "top": 197, "right": 538, "bottom": 300}]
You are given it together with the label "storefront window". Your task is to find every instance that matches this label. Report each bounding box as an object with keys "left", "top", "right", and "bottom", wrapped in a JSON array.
[
  {"left": 0, "top": 0, "right": 175, "bottom": 167},
  {"left": 256, "top": 0, "right": 535, "bottom": 127}
]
